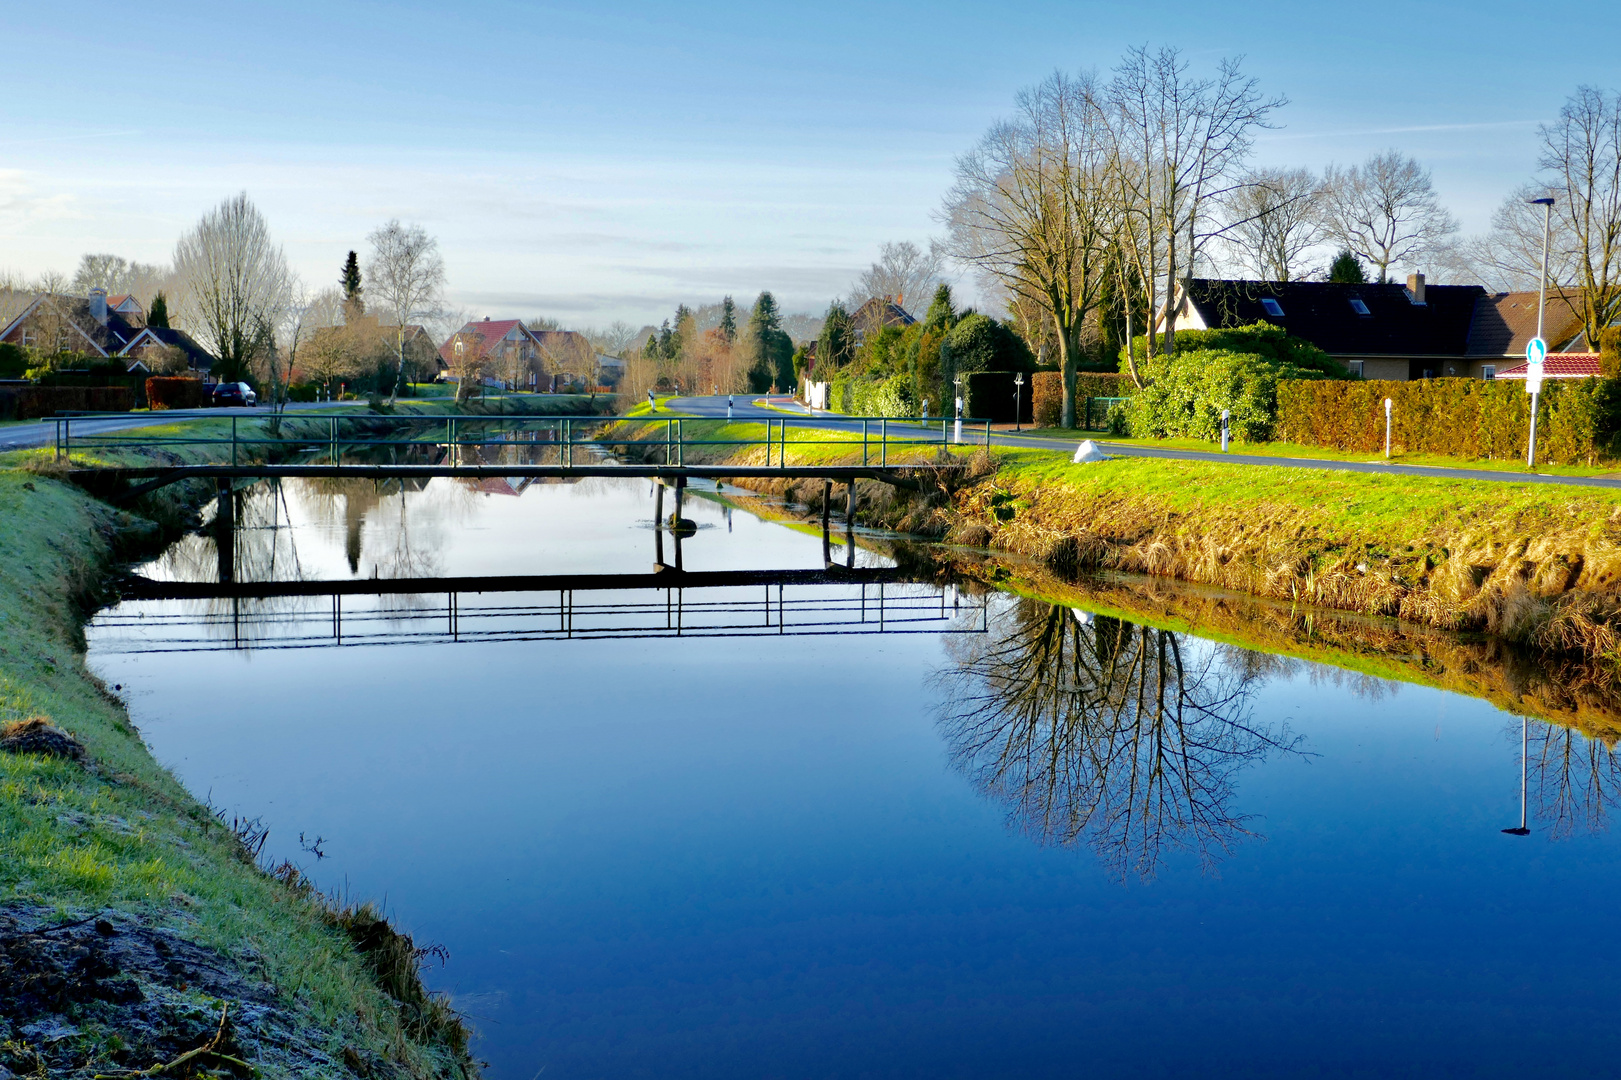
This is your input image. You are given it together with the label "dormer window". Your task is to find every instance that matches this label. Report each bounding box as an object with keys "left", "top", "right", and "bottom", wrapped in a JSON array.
[
  {"left": 1260, "top": 298, "right": 1285, "bottom": 317},
  {"left": 1348, "top": 297, "right": 1371, "bottom": 316}
]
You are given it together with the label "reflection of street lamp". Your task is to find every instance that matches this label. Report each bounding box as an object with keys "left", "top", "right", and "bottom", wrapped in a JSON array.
[
  {"left": 1502, "top": 714, "right": 1531, "bottom": 836},
  {"left": 1014, "top": 372, "right": 1025, "bottom": 432}
]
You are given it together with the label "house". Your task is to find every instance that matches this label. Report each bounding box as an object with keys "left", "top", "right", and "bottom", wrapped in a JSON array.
[
  {"left": 0, "top": 288, "right": 216, "bottom": 373},
  {"left": 849, "top": 297, "right": 916, "bottom": 343},
  {"left": 438, "top": 318, "right": 548, "bottom": 388},
  {"left": 530, "top": 330, "right": 594, "bottom": 380},
  {"left": 594, "top": 353, "right": 625, "bottom": 387},
  {"left": 1463, "top": 289, "right": 1590, "bottom": 380},
  {"left": 1161, "top": 275, "right": 1487, "bottom": 380},
  {"left": 1160, "top": 276, "right": 1613, "bottom": 381}
]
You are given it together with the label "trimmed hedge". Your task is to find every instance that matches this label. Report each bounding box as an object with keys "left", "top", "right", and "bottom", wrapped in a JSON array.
[
  {"left": 828, "top": 371, "right": 918, "bottom": 417},
  {"left": 14, "top": 385, "right": 136, "bottom": 420},
  {"left": 146, "top": 376, "right": 208, "bottom": 410},
  {"left": 1032, "top": 371, "right": 1137, "bottom": 427},
  {"left": 963, "top": 372, "right": 1033, "bottom": 424},
  {"left": 1276, "top": 378, "right": 1621, "bottom": 464}
]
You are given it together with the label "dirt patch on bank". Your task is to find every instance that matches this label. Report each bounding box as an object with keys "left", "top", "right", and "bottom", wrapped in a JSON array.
[{"left": 0, "top": 904, "right": 377, "bottom": 1079}]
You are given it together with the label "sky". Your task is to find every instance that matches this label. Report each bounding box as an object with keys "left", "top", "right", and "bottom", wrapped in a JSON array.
[{"left": 2, "top": 0, "right": 1617, "bottom": 329}]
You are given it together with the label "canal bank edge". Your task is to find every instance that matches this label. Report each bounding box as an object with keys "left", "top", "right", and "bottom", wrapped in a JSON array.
[
  {"left": 613, "top": 414, "right": 1621, "bottom": 670},
  {"left": 0, "top": 446, "right": 478, "bottom": 1075}
]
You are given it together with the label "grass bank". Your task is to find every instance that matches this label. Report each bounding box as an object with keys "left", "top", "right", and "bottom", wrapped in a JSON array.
[
  {"left": 603, "top": 414, "right": 1621, "bottom": 669},
  {"left": 1, "top": 424, "right": 477, "bottom": 1076}
]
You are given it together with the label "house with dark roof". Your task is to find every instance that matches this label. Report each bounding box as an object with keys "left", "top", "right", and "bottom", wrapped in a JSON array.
[
  {"left": 1161, "top": 275, "right": 1488, "bottom": 380},
  {"left": 849, "top": 297, "right": 916, "bottom": 343},
  {"left": 0, "top": 288, "right": 216, "bottom": 373},
  {"left": 1160, "top": 276, "right": 1610, "bottom": 381}
]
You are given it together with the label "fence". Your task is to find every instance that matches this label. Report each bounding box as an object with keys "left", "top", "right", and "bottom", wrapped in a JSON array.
[{"left": 49, "top": 411, "right": 999, "bottom": 467}]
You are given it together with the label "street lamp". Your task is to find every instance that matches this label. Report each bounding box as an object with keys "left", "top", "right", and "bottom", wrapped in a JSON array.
[
  {"left": 953, "top": 375, "right": 964, "bottom": 445},
  {"left": 1502, "top": 714, "right": 1531, "bottom": 836},
  {"left": 1527, "top": 196, "right": 1555, "bottom": 469},
  {"left": 1014, "top": 372, "right": 1025, "bottom": 432}
]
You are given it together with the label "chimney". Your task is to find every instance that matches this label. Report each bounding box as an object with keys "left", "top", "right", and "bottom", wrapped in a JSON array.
[
  {"left": 1407, "top": 273, "right": 1426, "bottom": 305},
  {"left": 89, "top": 287, "right": 108, "bottom": 325}
]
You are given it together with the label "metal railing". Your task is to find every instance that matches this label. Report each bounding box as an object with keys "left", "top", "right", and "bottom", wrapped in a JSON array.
[{"left": 51, "top": 411, "right": 1000, "bottom": 468}]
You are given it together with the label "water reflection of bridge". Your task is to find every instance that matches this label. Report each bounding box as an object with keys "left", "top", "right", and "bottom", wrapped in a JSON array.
[{"left": 100, "top": 569, "right": 986, "bottom": 653}]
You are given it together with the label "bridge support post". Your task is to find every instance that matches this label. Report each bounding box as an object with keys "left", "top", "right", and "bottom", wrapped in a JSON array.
[
  {"left": 845, "top": 481, "right": 856, "bottom": 568},
  {"left": 821, "top": 479, "right": 832, "bottom": 566},
  {"left": 654, "top": 483, "right": 665, "bottom": 567},
  {"left": 673, "top": 477, "right": 686, "bottom": 572},
  {"left": 215, "top": 478, "right": 235, "bottom": 584}
]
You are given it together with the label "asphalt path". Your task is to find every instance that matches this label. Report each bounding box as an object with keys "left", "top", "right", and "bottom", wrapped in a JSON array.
[
  {"left": 666, "top": 394, "right": 1621, "bottom": 491},
  {"left": 0, "top": 400, "right": 391, "bottom": 451}
]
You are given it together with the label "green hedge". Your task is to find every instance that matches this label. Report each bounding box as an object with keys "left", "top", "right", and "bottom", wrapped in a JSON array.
[
  {"left": 14, "top": 385, "right": 137, "bottom": 419},
  {"left": 828, "top": 371, "right": 919, "bottom": 417},
  {"left": 1277, "top": 378, "right": 1621, "bottom": 464},
  {"left": 1125, "top": 349, "right": 1329, "bottom": 442},
  {"left": 1032, "top": 371, "right": 1137, "bottom": 427},
  {"left": 962, "top": 372, "right": 1033, "bottom": 423}
]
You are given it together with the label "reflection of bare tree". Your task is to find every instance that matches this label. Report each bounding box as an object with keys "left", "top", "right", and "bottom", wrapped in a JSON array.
[
  {"left": 935, "top": 598, "right": 1302, "bottom": 879},
  {"left": 1529, "top": 721, "right": 1621, "bottom": 840}
]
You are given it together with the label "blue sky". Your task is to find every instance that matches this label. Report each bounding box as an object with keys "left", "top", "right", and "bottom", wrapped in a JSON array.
[{"left": 1, "top": 0, "right": 1616, "bottom": 325}]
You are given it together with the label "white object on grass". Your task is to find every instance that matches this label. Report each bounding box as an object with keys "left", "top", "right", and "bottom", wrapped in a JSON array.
[{"left": 1072, "top": 440, "right": 1107, "bottom": 463}]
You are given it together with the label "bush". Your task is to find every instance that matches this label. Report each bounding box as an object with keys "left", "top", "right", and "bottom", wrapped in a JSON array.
[
  {"left": 0, "top": 342, "right": 27, "bottom": 379},
  {"left": 941, "top": 314, "right": 1033, "bottom": 382},
  {"left": 829, "top": 371, "right": 917, "bottom": 417},
  {"left": 1276, "top": 377, "right": 1621, "bottom": 464},
  {"left": 1602, "top": 327, "right": 1621, "bottom": 380},
  {"left": 146, "top": 376, "right": 208, "bottom": 410},
  {"left": 14, "top": 386, "right": 136, "bottom": 420},
  {"left": 1124, "top": 321, "right": 1346, "bottom": 377},
  {"left": 1125, "top": 348, "right": 1324, "bottom": 442},
  {"left": 286, "top": 382, "right": 320, "bottom": 402}
]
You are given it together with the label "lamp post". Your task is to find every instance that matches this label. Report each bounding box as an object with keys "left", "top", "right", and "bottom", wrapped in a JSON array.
[
  {"left": 1527, "top": 196, "right": 1555, "bottom": 469},
  {"left": 1014, "top": 372, "right": 1025, "bottom": 432},
  {"left": 1502, "top": 714, "right": 1531, "bottom": 836}
]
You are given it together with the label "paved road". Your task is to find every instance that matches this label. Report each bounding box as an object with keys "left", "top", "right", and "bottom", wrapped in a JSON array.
[
  {"left": 0, "top": 400, "right": 388, "bottom": 451},
  {"left": 666, "top": 394, "right": 1621, "bottom": 491}
]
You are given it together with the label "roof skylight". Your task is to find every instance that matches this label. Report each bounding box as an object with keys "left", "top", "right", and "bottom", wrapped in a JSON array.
[
  {"left": 1260, "top": 298, "right": 1285, "bottom": 317},
  {"left": 1349, "top": 297, "right": 1371, "bottom": 316}
]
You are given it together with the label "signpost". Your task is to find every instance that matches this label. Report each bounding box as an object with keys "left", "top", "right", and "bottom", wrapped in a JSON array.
[{"left": 1525, "top": 337, "right": 1545, "bottom": 468}]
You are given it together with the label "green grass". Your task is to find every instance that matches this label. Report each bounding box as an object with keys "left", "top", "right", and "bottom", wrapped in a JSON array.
[
  {"left": 1005, "top": 427, "right": 1619, "bottom": 477},
  {"left": 0, "top": 439, "right": 474, "bottom": 1075}
]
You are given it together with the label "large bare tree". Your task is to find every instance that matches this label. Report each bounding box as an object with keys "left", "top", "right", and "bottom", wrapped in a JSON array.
[
  {"left": 172, "top": 192, "right": 292, "bottom": 382},
  {"left": 365, "top": 219, "right": 446, "bottom": 400},
  {"left": 1320, "top": 150, "right": 1457, "bottom": 284},
  {"left": 943, "top": 70, "right": 1114, "bottom": 426},
  {"left": 1218, "top": 167, "right": 1325, "bottom": 281},
  {"left": 1539, "top": 86, "right": 1621, "bottom": 349},
  {"left": 1105, "top": 47, "right": 1285, "bottom": 358},
  {"left": 848, "top": 240, "right": 945, "bottom": 311},
  {"left": 70, "top": 253, "right": 169, "bottom": 303}
]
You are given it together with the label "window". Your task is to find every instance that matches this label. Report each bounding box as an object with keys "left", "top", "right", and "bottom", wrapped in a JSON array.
[
  {"left": 1482, "top": 365, "right": 1496, "bottom": 381},
  {"left": 1348, "top": 360, "right": 1365, "bottom": 377},
  {"left": 1260, "top": 298, "right": 1285, "bottom": 317},
  {"left": 1348, "top": 297, "right": 1371, "bottom": 316},
  {"left": 19, "top": 328, "right": 34, "bottom": 347},
  {"left": 454, "top": 340, "right": 464, "bottom": 356}
]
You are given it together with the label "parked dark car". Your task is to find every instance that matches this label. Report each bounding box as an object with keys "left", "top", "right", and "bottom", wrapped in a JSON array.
[{"left": 211, "top": 381, "right": 257, "bottom": 407}]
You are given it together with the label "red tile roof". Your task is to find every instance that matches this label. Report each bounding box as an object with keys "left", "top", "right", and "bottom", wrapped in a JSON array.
[
  {"left": 1494, "top": 353, "right": 1601, "bottom": 378},
  {"left": 438, "top": 319, "right": 530, "bottom": 365}
]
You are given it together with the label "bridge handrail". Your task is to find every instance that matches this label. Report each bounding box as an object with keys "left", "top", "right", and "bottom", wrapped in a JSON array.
[{"left": 52, "top": 411, "right": 1002, "bottom": 468}]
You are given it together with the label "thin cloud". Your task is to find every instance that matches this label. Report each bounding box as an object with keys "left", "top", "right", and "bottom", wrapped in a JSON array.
[{"left": 1264, "top": 119, "right": 1538, "bottom": 142}]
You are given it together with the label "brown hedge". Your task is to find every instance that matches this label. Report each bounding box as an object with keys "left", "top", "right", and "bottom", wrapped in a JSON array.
[
  {"left": 14, "top": 385, "right": 137, "bottom": 420},
  {"left": 146, "top": 376, "right": 208, "bottom": 410},
  {"left": 1032, "top": 372, "right": 1137, "bottom": 427},
  {"left": 1277, "top": 377, "right": 1619, "bottom": 465}
]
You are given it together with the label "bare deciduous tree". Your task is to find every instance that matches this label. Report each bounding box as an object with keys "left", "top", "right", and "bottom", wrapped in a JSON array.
[
  {"left": 1105, "top": 47, "right": 1285, "bottom": 358},
  {"left": 1219, "top": 167, "right": 1325, "bottom": 281},
  {"left": 848, "top": 240, "right": 945, "bottom": 311},
  {"left": 70, "top": 253, "right": 169, "bottom": 303},
  {"left": 366, "top": 219, "right": 446, "bottom": 401},
  {"left": 1539, "top": 86, "right": 1621, "bottom": 348},
  {"left": 172, "top": 192, "right": 292, "bottom": 382},
  {"left": 943, "top": 70, "right": 1114, "bottom": 426},
  {"left": 1321, "top": 150, "right": 1457, "bottom": 284}
]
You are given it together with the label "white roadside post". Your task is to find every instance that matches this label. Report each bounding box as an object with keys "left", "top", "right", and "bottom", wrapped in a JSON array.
[
  {"left": 1525, "top": 337, "right": 1546, "bottom": 468},
  {"left": 953, "top": 375, "right": 964, "bottom": 445},
  {"left": 1384, "top": 397, "right": 1392, "bottom": 459},
  {"left": 1220, "top": 408, "right": 1230, "bottom": 452}
]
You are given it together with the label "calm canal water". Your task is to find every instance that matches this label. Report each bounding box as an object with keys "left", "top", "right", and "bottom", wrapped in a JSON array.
[{"left": 88, "top": 477, "right": 1621, "bottom": 1079}]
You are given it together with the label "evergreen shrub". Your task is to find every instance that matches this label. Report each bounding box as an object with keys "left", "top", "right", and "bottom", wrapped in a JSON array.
[
  {"left": 1125, "top": 349, "right": 1307, "bottom": 441},
  {"left": 146, "top": 376, "right": 208, "bottom": 410}
]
